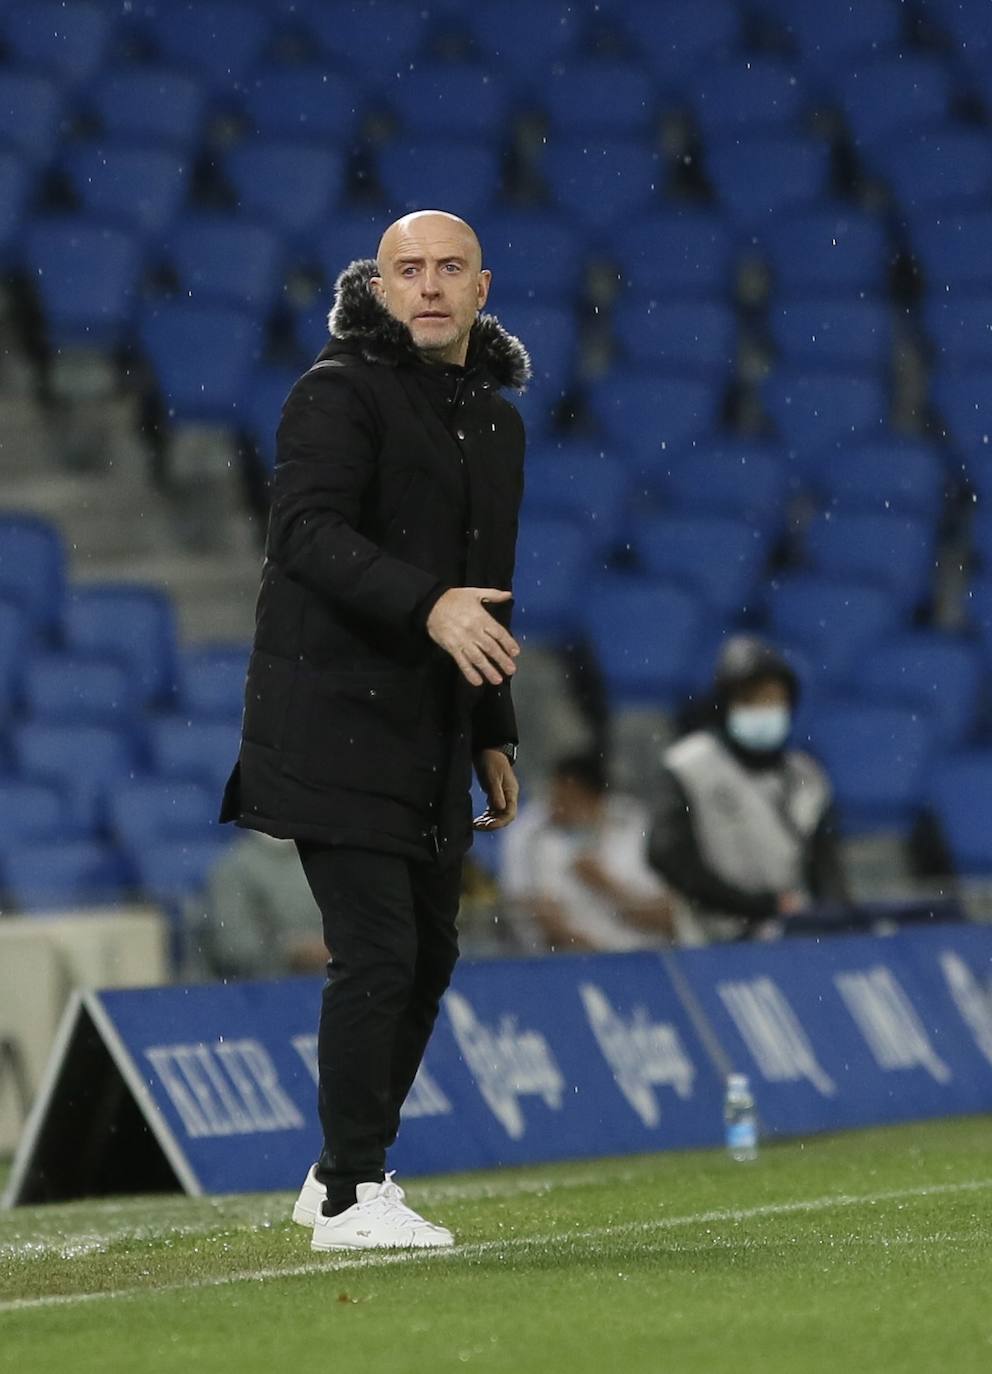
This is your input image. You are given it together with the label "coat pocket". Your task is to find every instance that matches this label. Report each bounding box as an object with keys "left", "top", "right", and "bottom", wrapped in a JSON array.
[{"left": 297, "top": 669, "right": 424, "bottom": 799}]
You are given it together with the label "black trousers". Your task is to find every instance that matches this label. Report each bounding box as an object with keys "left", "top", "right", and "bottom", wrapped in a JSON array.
[{"left": 296, "top": 842, "right": 461, "bottom": 1204}]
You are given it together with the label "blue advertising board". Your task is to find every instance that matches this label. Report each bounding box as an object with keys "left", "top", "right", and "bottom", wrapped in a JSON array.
[{"left": 5, "top": 923, "right": 992, "bottom": 1205}]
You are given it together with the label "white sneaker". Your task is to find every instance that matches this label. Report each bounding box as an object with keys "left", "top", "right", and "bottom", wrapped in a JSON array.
[
  {"left": 310, "top": 1172, "right": 454, "bottom": 1252},
  {"left": 292, "top": 1164, "right": 325, "bottom": 1227}
]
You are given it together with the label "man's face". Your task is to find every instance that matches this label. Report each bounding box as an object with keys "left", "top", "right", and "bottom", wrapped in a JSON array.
[
  {"left": 730, "top": 677, "right": 791, "bottom": 710},
  {"left": 372, "top": 214, "right": 491, "bottom": 365}
]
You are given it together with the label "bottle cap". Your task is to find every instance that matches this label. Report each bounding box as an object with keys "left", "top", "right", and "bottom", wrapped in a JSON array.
[{"left": 727, "top": 1072, "right": 750, "bottom": 1092}]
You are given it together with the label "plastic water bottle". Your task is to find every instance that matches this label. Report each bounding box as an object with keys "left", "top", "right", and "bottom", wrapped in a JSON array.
[{"left": 724, "top": 1073, "right": 758, "bottom": 1162}]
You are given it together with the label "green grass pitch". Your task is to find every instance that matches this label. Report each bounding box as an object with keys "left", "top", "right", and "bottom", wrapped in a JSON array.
[{"left": 2, "top": 1116, "right": 990, "bottom": 1374}]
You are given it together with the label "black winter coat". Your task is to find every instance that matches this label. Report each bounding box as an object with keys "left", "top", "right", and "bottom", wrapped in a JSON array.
[{"left": 221, "top": 259, "right": 530, "bottom": 864}]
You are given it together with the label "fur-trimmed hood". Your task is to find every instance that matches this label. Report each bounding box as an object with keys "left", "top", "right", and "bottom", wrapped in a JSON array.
[{"left": 327, "top": 258, "right": 531, "bottom": 391}]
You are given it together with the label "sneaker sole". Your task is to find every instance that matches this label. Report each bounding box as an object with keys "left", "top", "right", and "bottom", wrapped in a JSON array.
[{"left": 311, "top": 1236, "right": 455, "bottom": 1253}]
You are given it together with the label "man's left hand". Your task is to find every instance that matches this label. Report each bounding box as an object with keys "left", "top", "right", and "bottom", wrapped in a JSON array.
[{"left": 473, "top": 749, "right": 519, "bottom": 830}]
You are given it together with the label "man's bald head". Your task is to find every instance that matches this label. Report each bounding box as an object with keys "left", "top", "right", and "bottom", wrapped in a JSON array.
[{"left": 371, "top": 210, "right": 490, "bottom": 366}]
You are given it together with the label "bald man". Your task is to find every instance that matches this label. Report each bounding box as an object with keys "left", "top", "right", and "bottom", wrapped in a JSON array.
[{"left": 222, "top": 212, "right": 530, "bottom": 1250}]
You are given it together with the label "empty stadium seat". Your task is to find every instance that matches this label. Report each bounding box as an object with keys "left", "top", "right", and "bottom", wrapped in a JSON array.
[
  {"left": 139, "top": 303, "right": 263, "bottom": 422},
  {"left": 24, "top": 220, "right": 143, "bottom": 346},
  {"left": 543, "top": 138, "right": 662, "bottom": 230},
  {"left": 377, "top": 140, "right": 502, "bottom": 220},
  {"left": 21, "top": 653, "right": 140, "bottom": 732},
  {"left": 0, "top": 73, "right": 61, "bottom": 164},
  {"left": 305, "top": 0, "right": 429, "bottom": 80},
  {"left": 65, "top": 146, "right": 190, "bottom": 237},
  {"left": 2, "top": 1, "right": 113, "bottom": 86},
  {"left": 178, "top": 645, "right": 249, "bottom": 721},
  {"left": 931, "top": 369, "right": 992, "bottom": 458},
  {"left": 810, "top": 701, "right": 933, "bottom": 832},
  {"left": 706, "top": 136, "right": 830, "bottom": 229},
  {"left": 107, "top": 779, "right": 220, "bottom": 855},
  {"left": 589, "top": 371, "right": 721, "bottom": 458},
  {"left": 147, "top": 717, "right": 242, "bottom": 792},
  {"left": 621, "top": 0, "right": 739, "bottom": 88},
  {"left": 912, "top": 210, "right": 992, "bottom": 292},
  {"left": 582, "top": 575, "right": 703, "bottom": 706},
  {"left": 763, "top": 209, "right": 891, "bottom": 294},
  {"left": 691, "top": 59, "right": 807, "bottom": 138},
  {"left": 614, "top": 300, "right": 736, "bottom": 376},
  {"left": 463, "top": 1, "right": 579, "bottom": 80},
  {"left": 167, "top": 217, "right": 284, "bottom": 312},
  {"left": 762, "top": 371, "right": 888, "bottom": 455},
  {"left": 241, "top": 67, "right": 361, "bottom": 142},
  {"left": 815, "top": 439, "right": 946, "bottom": 517},
  {"left": 765, "top": 575, "right": 900, "bottom": 683},
  {"left": 0, "top": 515, "right": 65, "bottom": 632},
  {"left": 494, "top": 303, "right": 576, "bottom": 395},
  {"left": 63, "top": 585, "right": 178, "bottom": 704},
  {"left": 543, "top": 61, "right": 655, "bottom": 137},
  {"left": 129, "top": 836, "right": 235, "bottom": 910},
  {"left": 0, "top": 781, "right": 69, "bottom": 857},
  {"left": 11, "top": 722, "right": 137, "bottom": 829},
  {"left": 859, "top": 632, "right": 983, "bottom": 747},
  {"left": 786, "top": 0, "right": 904, "bottom": 73},
  {"left": 660, "top": 442, "right": 790, "bottom": 530},
  {"left": 520, "top": 450, "right": 629, "bottom": 556},
  {"left": 925, "top": 295, "right": 992, "bottom": 366},
  {"left": 0, "top": 599, "right": 28, "bottom": 721},
  {"left": 929, "top": 752, "right": 992, "bottom": 874},
  {"left": 879, "top": 128, "right": 992, "bottom": 214},
  {"left": 838, "top": 54, "right": 951, "bottom": 150},
  {"left": 770, "top": 299, "right": 893, "bottom": 370},
  {"left": 512, "top": 516, "right": 590, "bottom": 640},
  {"left": 615, "top": 210, "right": 736, "bottom": 298},
  {"left": 804, "top": 511, "right": 936, "bottom": 611},
  {"left": 142, "top": 2, "right": 271, "bottom": 88},
  {"left": 480, "top": 211, "right": 587, "bottom": 302},
  {"left": 2, "top": 840, "right": 129, "bottom": 912},
  {"left": 244, "top": 365, "right": 299, "bottom": 471},
  {"left": 387, "top": 64, "right": 512, "bottom": 139},
  {"left": 223, "top": 143, "right": 344, "bottom": 241},
  {"left": 92, "top": 68, "right": 206, "bottom": 149},
  {"left": 0, "top": 152, "right": 28, "bottom": 262},
  {"left": 633, "top": 514, "right": 768, "bottom": 614}
]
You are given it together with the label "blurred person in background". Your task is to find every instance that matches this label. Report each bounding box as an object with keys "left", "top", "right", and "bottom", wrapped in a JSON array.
[
  {"left": 221, "top": 211, "right": 529, "bottom": 1251},
  {"left": 183, "top": 833, "right": 325, "bottom": 982},
  {"left": 649, "top": 636, "right": 848, "bottom": 945},
  {"left": 502, "top": 753, "right": 675, "bottom": 952}
]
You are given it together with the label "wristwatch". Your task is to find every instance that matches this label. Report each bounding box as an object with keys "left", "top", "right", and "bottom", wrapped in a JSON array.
[{"left": 493, "top": 742, "right": 518, "bottom": 766}]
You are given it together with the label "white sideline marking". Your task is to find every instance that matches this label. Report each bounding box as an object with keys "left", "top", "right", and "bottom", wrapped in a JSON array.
[{"left": 2, "top": 1177, "right": 990, "bottom": 1315}]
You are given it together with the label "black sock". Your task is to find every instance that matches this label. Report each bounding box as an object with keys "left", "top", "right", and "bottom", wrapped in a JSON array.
[{"left": 322, "top": 1195, "right": 357, "bottom": 1217}]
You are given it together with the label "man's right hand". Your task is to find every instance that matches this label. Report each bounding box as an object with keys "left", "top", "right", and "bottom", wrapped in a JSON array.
[{"left": 426, "top": 587, "right": 520, "bottom": 686}]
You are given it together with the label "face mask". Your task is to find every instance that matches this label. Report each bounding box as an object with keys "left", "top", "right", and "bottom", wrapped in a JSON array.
[{"left": 726, "top": 705, "right": 791, "bottom": 752}]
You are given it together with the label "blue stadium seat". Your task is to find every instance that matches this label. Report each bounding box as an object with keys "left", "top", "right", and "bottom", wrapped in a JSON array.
[
  {"left": 480, "top": 211, "right": 587, "bottom": 302},
  {"left": 964, "top": 579, "right": 992, "bottom": 662},
  {"left": 65, "top": 146, "right": 190, "bottom": 237},
  {"left": 0, "top": 599, "right": 28, "bottom": 722},
  {"left": 582, "top": 575, "right": 703, "bottom": 706},
  {"left": 387, "top": 64, "right": 512, "bottom": 139},
  {"left": 11, "top": 723, "right": 136, "bottom": 830},
  {"left": 765, "top": 575, "right": 900, "bottom": 684},
  {"left": 859, "top": 632, "right": 983, "bottom": 747},
  {"left": 809, "top": 702, "right": 933, "bottom": 833},
  {"left": 912, "top": 210, "right": 992, "bottom": 292},
  {"left": 762, "top": 371, "right": 887, "bottom": 454},
  {"left": 21, "top": 653, "right": 140, "bottom": 732},
  {"left": 614, "top": 210, "right": 735, "bottom": 298},
  {"left": 512, "top": 516, "right": 590, "bottom": 641},
  {"left": 462, "top": 1, "right": 579, "bottom": 80},
  {"left": 614, "top": 300, "right": 736, "bottom": 376},
  {"left": 24, "top": 221, "right": 142, "bottom": 347},
  {"left": 241, "top": 67, "right": 361, "bottom": 142},
  {"left": 140, "top": 303, "right": 263, "bottom": 422},
  {"left": 589, "top": 372, "right": 720, "bottom": 458},
  {"left": 763, "top": 209, "right": 891, "bottom": 294},
  {"left": 543, "top": 61, "right": 655, "bottom": 137},
  {"left": 178, "top": 644, "right": 249, "bottom": 721},
  {"left": 633, "top": 514, "right": 769, "bottom": 615},
  {"left": 839, "top": 54, "right": 951, "bottom": 150},
  {"left": 304, "top": 0, "right": 429, "bottom": 81},
  {"left": 224, "top": 143, "right": 344, "bottom": 241},
  {"left": 786, "top": 0, "right": 904, "bottom": 74},
  {"left": 108, "top": 779, "right": 220, "bottom": 856},
  {"left": 520, "top": 451, "right": 629, "bottom": 556},
  {"left": 975, "top": 507, "right": 992, "bottom": 567},
  {"left": 92, "top": 68, "right": 206, "bottom": 148},
  {"left": 930, "top": 369, "right": 992, "bottom": 461},
  {"left": 2, "top": 840, "right": 129, "bottom": 912},
  {"left": 147, "top": 717, "right": 242, "bottom": 792},
  {"left": 925, "top": 295, "right": 992, "bottom": 366},
  {"left": 510, "top": 379, "right": 569, "bottom": 438},
  {"left": 142, "top": 2, "right": 271, "bottom": 88},
  {"left": 878, "top": 128, "right": 992, "bottom": 214},
  {"left": 244, "top": 365, "right": 298, "bottom": 471},
  {"left": 0, "top": 73, "right": 61, "bottom": 164},
  {"left": 0, "top": 781, "right": 69, "bottom": 857},
  {"left": 804, "top": 511, "right": 936, "bottom": 611},
  {"left": 706, "top": 136, "right": 831, "bottom": 229},
  {"left": 660, "top": 441, "right": 790, "bottom": 530},
  {"left": 130, "top": 836, "right": 233, "bottom": 909},
  {"left": 691, "top": 59, "right": 807, "bottom": 138},
  {"left": 63, "top": 585, "right": 178, "bottom": 705},
  {"left": 544, "top": 138, "right": 661, "bottom": 230},
  {"left": 814, "top": 439, "right": 945, "bottom": 518},
  {"left": 314, "top": 210, "right": 396, "bottom": 287},
  {"left": 289, "top": 298, "right": 333, "bottom": 361},
  {"left": 770, "top": 299, "right": 893, "bottom": 370},
  {"left": 493, "top": 302, "right": 575, "bottom": 394},
  {"left": 930, "top": 752, "right": 992, "bottom": 874},
  {"left": 2, "top": 1, "right": 113, "bottom": 86},
  {"left": 0, "top": 152, "right": 28, "bottom": 263},
  {"left": 621, "top": 0, "right": 739, "bottom": 89},
  {"left": 377, "top": 141, "right": 502, "bottom": 220},
  {"left": 168, "top": 217, "right": 283, "bottom": 312},
  {"left": 0, "top": 515, "right": 65, "bottom": 632}
]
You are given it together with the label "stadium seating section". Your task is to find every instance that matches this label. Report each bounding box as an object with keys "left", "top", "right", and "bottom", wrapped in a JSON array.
[{"left": 2, "top": 0, "right": 992, "bottom": 911}]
